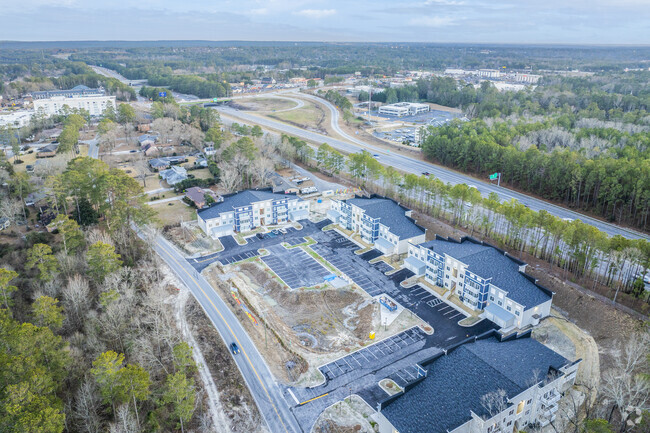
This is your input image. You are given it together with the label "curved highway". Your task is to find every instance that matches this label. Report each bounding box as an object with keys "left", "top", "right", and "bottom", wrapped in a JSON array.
[{"left": 216, "top": 92, "right": 648, "bottom": 241}]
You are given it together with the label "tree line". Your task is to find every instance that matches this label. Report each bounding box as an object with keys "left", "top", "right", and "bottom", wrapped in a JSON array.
[{"left": 421, "top": 119, "right": 650, "bottom": 231}]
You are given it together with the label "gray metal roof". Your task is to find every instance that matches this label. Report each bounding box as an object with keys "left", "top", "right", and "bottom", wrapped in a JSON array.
[
  {"left": 420, "top": 238, "right": 551, "bottom": 309},
  {"left": 197, "top": 189, "right": 302, "bottom": 220},
  {"left": 346, "top": 196, "right": 425, "bottom": 239},
  {"left": 381, "top": 337, "right": 569, "bottom": 433}
]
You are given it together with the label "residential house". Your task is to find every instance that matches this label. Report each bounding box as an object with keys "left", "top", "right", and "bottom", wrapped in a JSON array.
[
  {"left": 404, "top": 236, "right": 553, "bottom": 330},
  {"left": 271, "top": 174, "right": 299, "bottom": 194},
  {"left": 138, "top": 134, "right": 158, "bottom": 147},
  {"left": 159, "top": 166, "right": 188, "bottom": 186},
  {"left": 149, "top": 158, "right": 170, "bottom": 171},
  {"left": 185, "top": 187, "right": 218, "bottom": 209},
  {"left": 327, "top": 195, "right": 426, "bottom": 255},
  {"left": 377, "top": 335, "right": 580, "bottom": 433},
  {"left": 203, "top": 146, "right": 217, "bottom": 156},
  {"left": 197, "top": 188, "right": 309, "bottom": 238},
  {"left": 36, "top": 143, "right": 58, "bottom": 158}
]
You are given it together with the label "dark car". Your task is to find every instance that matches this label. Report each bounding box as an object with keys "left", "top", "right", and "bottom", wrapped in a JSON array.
[
  {"left": 422, "top": 171, "right": 430, "bottom": 176},
  {"left": 130, "top": 150, "right": 137, "bottom": 153},
  {"left": 256, "top": 233, "right": 266, "bottom": 240},
  {"left": 230, "top": 343, "right": 240, "bottom": 355}
]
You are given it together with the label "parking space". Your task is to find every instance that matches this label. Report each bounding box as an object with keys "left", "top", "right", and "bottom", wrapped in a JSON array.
[
  {"left": 319, "top": 327, "right": 427, "bottom": 382},
  {"left": 359, "top": 249, "right": 382, "bottom": 261},
  {"left": 218, "top": 235, "right": 238, "bottom": 249},
  {"left": 388, "top": 365, "right": 425, "bottom": 388},
  {"left": 219, "top": 250, "right": 260, "bottom": 265},
  {"left": 262, "top": 245, "right": 330, "bottom": 290},
  {"left": 372, "top": 261, "right": 394, "bottom": 274},
  {"left": 284, "top": 237, "right": 306, "bottom": 246}
]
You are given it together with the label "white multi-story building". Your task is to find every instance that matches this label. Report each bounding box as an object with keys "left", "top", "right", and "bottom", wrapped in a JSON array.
[
  {"left": 197, "top": 189, "right": 310, "bottom": 238},
  {"left": 376, "top": 335, "right": 580, "bottom": 433},
  {"left": 0, "top": 110, "right": 34, "bottom": 128},
  {"left": 32, "top": 85, "right": 116, "bottom": 117},
  {"left": 378, "top": 102, "right": 430, "bottom": 117},
  {"left": 514, "top": 73, "right": 542, "bottom": 84},
  {"left": 404, "top": 236, "right": 553, "bottom": 330},
  {"left": 327, "top": 195, "right": 426, "bottom": 255}
]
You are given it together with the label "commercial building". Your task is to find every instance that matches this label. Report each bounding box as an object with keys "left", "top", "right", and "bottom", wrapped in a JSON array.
[
  {"left": 404, "top": 236, "right": 553, "bottom": 329},
  {"left": 197, "top": 188, "right": 310, "bottom": 238},
  {"left": 378, "top": 102, "right": 430, "bottom": 117},
  {"left": 327, "top": 195, "right": 426, "bottom": 255},
  {"left": 377, "top": 335, "right": 580, "bottom": 433},
  {"left": 33, "top": 85, "right": 116, "bottom": 117}
]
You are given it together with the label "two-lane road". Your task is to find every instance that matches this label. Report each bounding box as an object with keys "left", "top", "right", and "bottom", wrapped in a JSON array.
[{"left": 153, "top": 236, "right": 302, "bottom": 433}]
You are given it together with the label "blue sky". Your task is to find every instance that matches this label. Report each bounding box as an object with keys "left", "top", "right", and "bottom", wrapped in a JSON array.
[{"left": 1, "top": 0, "right": 648, "bottom": 44}]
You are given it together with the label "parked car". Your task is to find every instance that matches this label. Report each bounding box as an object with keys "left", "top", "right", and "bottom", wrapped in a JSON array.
[
  {"left": 256, "top": 233, "right": 266, "bottom": 240},
  {"left": 271, "top": 229, "right": 281, "bottom": 236},
  {"left": 279, "top": 228, "right": 287, "bottom": 234},
  {"left": 230, "top": 343, "right": 240, "bottom": 355},
  {"left": 422, "top": 171, "right": 430, "bottom": 176}
]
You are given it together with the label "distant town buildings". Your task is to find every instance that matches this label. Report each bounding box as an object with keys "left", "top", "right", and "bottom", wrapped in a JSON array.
[
  {"left": 32, "top": 85, "right": 116, "bottom": 117},
  {"left": 0, "top": 110, "right": 34, "bottom": 128}
]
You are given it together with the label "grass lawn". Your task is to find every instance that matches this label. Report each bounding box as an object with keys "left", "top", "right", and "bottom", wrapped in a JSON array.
[
  {"left": 268, "top": 102, "right": 324, "bottom": 129},
  {"left": 238, "top": 97, "right": 297, "bottom": 112},
  {"left": 149, "top": 201, "right": 196, "bottom": 227},
  {"left": 189, "top": 168, "right": 214, "bottom": 180}
]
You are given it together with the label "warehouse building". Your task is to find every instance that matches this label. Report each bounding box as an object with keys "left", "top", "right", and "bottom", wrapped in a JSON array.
[{"left": 378, "top": 102, "right": 430, "bottom": 117}]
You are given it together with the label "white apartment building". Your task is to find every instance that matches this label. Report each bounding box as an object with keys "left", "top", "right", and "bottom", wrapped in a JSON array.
[
  {"left": 327, "top": 195, "right": 426, "bottom": 255},
  {"left": 376, "top": 336, "right": 580, "bottom": 433},
  {"left": 404, "top": 236, "right": 553, "bottom": 330},
  {"left": 197, "top": 189, "right": 309, "bottom": 238},
  {"left": 32, "top": 86, "right": 116, "bottom": 117}
]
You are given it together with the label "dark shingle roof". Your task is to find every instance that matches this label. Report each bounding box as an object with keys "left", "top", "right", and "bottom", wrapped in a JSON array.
[
  {"left": 381, "top": 337, "right": 569, "bottom": 433},
  {"left": 420, "top": 238, "right": 551, "bottom": 309},
  {"left": 346, "top": 196, "right": 425, "bottom": 239},
  {"left": 197, "top": 189, "right": 302, "bottom": 219}
]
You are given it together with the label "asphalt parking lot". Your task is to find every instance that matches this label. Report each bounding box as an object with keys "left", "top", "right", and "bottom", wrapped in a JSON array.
[
  {"left": 188, "top": 220, "right": 329, "bottom": 271},
  {"left": 284, "top": 237, "right": 306, "bottom": 246},
  {"left": 262, "top": 245, "right": 331, "bottom": 289},
  {"left": 319, "top": 327, "right": 428, "bottom": 382},
  {"left": 359, "top": 249, "right": 382, "bottom": 261}
]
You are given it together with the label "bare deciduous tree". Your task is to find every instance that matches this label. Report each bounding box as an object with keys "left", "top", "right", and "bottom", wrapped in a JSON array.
[
  {"left": 74, "top": 378, "right": 104, "bottom": 433},
  {"left": 63, "top": 274, "right": 91, "bottom": 330}
]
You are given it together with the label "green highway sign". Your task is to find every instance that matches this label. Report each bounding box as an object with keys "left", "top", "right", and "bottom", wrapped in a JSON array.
[
  {"left": 213, "top": 98, "right": 219, "bottom": 102},
  {"left": 489, "top": 173, "right": 499, "bottom": 180}
]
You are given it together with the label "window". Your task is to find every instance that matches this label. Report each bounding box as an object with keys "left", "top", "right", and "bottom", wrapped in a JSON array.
[
  {"left": 509, "top": 410, "right": 514, "bottom": 415},
  {"left": 446, "top": 266, "right": 450, "bottom": 271},
  {"left": 507, "top": 306, "right": 512, "bottom": 311},
  {"left": 507, "top": 421, "right": 512, "bottom": 427},
  {"left": 515, "top": 311, "right": 520, "bottom": 316},
  {"left": 527, "top": 399, "right": 532, "bottom": 404},
  {"left": 489, "top": 296, "right": 495, "bottom": 301},
  {"left": 498, "top": 301, "right": 503, "bottom": 306}
]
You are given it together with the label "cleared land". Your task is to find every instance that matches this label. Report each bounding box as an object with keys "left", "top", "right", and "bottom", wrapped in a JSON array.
[
  {"left": 268, "top": 101, "right": 326, "bottom": 132},
  {"left": 234, "top": 97, "right": 298, "bottom": 112},
  {"left": 149, "top": 200, "right": 195, "bottom": 227}
]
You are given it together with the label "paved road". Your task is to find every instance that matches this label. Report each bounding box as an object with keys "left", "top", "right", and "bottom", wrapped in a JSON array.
[
  {"left": 153, "top": 235, "right": 302, "bottom": 433},
  {"left": 215, "top": 94, "right": 648, "bottom": 241}
]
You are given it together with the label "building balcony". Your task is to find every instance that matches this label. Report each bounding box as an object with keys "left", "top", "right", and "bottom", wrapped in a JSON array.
[{"left": 541, "top": 392, "right": 561, "bottom": 405}]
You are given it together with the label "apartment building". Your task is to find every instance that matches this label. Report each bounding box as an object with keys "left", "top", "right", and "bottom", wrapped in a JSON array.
[
  {"left": 327, "top": 195, "right": 426, "bottom": 255},
  {"left": 32, "top": 85, "right": 116, "bottom": 117},
  {"left": 197, "top": 188, "right": 309, "bottom": 238},
  {"left": 404, "top": 236, "right": 552, "bottom": 329},
  {"left": 377, "top": 335, "right": 580, "bottom": 433}
]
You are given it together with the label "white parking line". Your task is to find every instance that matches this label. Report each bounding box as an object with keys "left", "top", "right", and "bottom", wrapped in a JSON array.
[
  {"left": 449, "top": 312, "right": 463, "bottom": 319},
  {"left": 437, "top": 305, "right": 450, "bottom": 312},
  {"left": 443, "top": 309, "right": 455, "bottom": 315}
]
